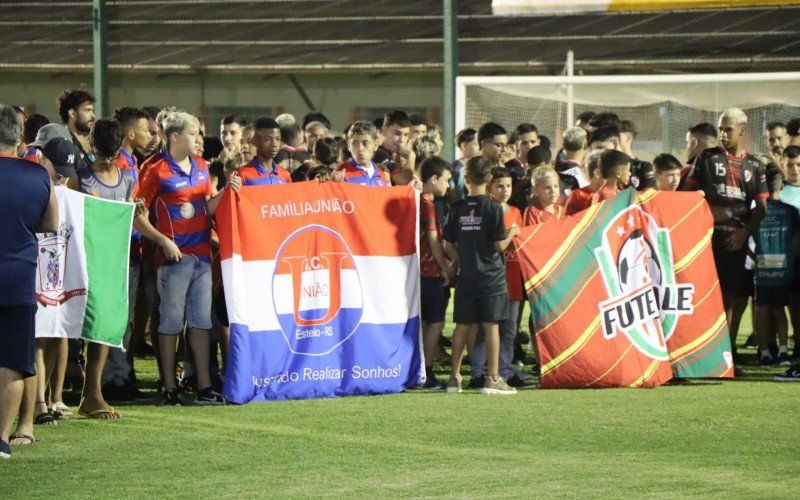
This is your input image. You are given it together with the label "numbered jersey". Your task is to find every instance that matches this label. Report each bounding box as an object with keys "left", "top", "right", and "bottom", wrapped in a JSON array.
[{"left": 685, "top": 147, "right": 768, "bottom": 232}]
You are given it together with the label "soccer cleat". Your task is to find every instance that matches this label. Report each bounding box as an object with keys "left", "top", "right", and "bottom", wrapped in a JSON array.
[
  {"left": 776, "top": 352, "right": 791, "bottom": 367},
  {"left": 773, "top": 364, "right": 800, "bottom": 382},
  {"left": 195, "top": 388, "right": 226, "bottom": 406},
  {"left": 758, "top": 354, "right": 774, "bottom": 367},
  {"left": 445, "top": 377, "right": 462, "bottom": 394},
  {"left": 161, "top": 389, "right": 181, "bottom": 407},
  {"left": 742, "top": 333, "right": 758, "bottom": 349},
  {"left": 480, "top": 376, "right": 518, "bottom": 395},
  {"left": 506, "top": 373, "right": 535, "bottom": 388},
  {"left": 422, "top": 374, "right": 445, "bottom": 391}
]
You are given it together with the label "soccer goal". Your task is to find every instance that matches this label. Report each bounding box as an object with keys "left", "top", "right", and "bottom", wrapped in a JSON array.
[{"left": 456, "top": 72, "right": 800, "bottom": 162}]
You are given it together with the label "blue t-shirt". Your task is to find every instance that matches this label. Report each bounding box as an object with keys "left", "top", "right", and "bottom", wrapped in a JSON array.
[
  {"left": 0, "top": 155, "right": 51, "bottom": 305},
  {"left": 754, "top": 199, "right": 800, "bottom": 287},
  {"left": 780, "top": 183, "right": 800, "bottom": 212}
]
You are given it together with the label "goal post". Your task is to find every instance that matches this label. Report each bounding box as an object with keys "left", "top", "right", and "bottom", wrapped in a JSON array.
[{"left": 456, "top": 72, "right": 800, "bottom": 162}]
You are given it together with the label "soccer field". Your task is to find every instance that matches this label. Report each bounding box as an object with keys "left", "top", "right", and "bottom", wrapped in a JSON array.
[{"left": 3, "top": 310, "right": 798, "bottom": 498}]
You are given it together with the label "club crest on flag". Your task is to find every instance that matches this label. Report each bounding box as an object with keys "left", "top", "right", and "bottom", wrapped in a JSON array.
[
  {"left": 272, "top": 224, "right": 364, "bottom": 356},
  {"left": 35, "top": 222, "right": 84, "bottom": 306},
  {"left": 594, "top": 206, "right": 671, "bottom": 361}
]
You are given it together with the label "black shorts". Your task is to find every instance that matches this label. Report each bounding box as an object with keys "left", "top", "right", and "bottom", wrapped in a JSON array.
[
  {"left": 420, "top": 277, "right": 446, "bottom": 323},
  {"left": 791, "top": 263, "right": 800, "bottom": 294},
  {"left": 453, "top": 290, "right": 509, "bottom": 324},
  {"left": 0, "top": 304, "right": 37, "bottom": 378},
  {"left": 755, "top": 285, "right": 790, "bottom": 307},
  {"left": 712, "top": 239, "right": 750, "bottom": 297}
]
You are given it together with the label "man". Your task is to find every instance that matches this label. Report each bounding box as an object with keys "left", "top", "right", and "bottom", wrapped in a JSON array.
[
  {"left": 408, "top": 113, "right": 428, "bottom": 141},
  {"left": 478, "top": 122, "right": 509, "bottom": 168},
  {"left": 0, "top": 105, "right": 58, "bottom": 458},
  {"left": 135, "top": 106, "right": 162, "bottom": 164},
  {"left": 590, "top": 125, "right": 653, "bottom": 191},
  {"left": 373, "top": 109, "right": 411, "bottom": 168},
  {"left": 555, "top": 126, "right": 589, "bottom": 203},
  {"left": 57, "top": 89, "right": 95, "bottom": 169},
  {"left": 765, "top": 121, "right": 789, "bottom": 172},
  {"left": 683, "top": 108, "right": 768, "bottom": 362},
  {"left": 304, "top": 121, "right": 329, "bottom": 154},
  {"left": 575, "top": 111, "right": 595, "bottom": 133},
  {"left": 685, "top": 122, "right": 718, "bottom": 165}
]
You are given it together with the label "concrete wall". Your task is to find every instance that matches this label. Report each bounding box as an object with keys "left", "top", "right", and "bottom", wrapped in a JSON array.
[{"left": 1, "top": 72, "right": 443, "bottom": 133}]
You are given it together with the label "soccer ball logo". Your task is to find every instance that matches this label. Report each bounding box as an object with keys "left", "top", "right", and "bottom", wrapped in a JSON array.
[{"left": 617, "top": 229, "right": 662, "bottom": 293}]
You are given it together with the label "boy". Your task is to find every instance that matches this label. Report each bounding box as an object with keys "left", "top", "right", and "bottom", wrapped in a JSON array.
[
  {"left": 591, "top": 149, "right": 632, "bottom": 205},
  {"left": 335, "top": 120, "right": 390, "bottom": 186},
  {"left": 781, "top": 146, "right": 800, "bottom": 360},
  {"left": 443, "top": 157, "right": 519, "bottom": 395},
  {"left": 753, "top": 166, "right": 800, "bottom": 366},
  {"left": 488, "top": 168, "right": 532, "bottom": 387},
  {"left": 236, "top": 117, "right": 291, "bottom": 186},
  {"left": 524, "top": 166, "right": 565, "bottom": 225},
  {"left": 565, "top": 149, "right": 603, "bottom": 215},
  {"left": 653, "top": 153, "right": 683, "bottom": 191},
  {"left": 419, "top": 156, "right": 453, "bottom": 389}
]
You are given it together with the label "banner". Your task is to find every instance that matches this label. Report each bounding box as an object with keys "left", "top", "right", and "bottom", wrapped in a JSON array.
[
  {"left": 516, "top": 189, "right": 733, "bottom": 389},
  {"left": 35, "top": 187, "right": 134, "bottom": 347},
  {"left": 217, "top": 182, "right": 423, "bottom": 403}
]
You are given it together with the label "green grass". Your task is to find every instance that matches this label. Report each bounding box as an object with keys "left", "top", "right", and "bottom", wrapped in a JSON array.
[{"left": 3, "top": 307, "right": 799, "bottom": 498}]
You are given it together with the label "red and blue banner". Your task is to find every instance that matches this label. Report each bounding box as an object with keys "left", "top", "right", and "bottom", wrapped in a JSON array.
[{"left": 216, "top": 182, "right": 423, "bottom": 403}]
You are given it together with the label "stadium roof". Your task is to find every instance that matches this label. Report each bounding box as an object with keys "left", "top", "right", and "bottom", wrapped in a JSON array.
[{"left": 2, "top": 0, "right": 800, "bottom": 75}]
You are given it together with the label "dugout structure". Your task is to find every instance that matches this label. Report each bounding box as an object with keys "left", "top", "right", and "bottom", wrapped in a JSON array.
[{"left": 456, "top": 72, "right": 800, "bottom": 161}]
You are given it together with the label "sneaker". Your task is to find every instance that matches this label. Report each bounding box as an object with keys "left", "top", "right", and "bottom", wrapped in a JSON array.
[
  {"left": 179, "top": 374, "right": 197, "bottom": 394},
  {"left": 467, "top": 375, "right": 485, "bottom": 389},
  {"left": 121, "top": 381, "right": 149, "bottom": 401},
  {"left": 445, "top": 377, "right": 462, "bottom": 394},
  {"left": 506, "top": 373, "right": 535, "bottom": 388},
  {"left": 195, "top": 388, "right": 226, "bottom": 406},
  {"left": 102, "top": 382, "right": 134, "bottom": 402},
  {"left": 480, "top": 376, "right": 517, "bottom": 395},
  {"left": 742, "top": 332, "right": 758, "bottom": 349},
  {"left": 776, "top": 352, "right": 792, "bottom": 367},
  {"left": 773, "top": 364, "right": 800, "bottom": 382},
  {"left": 0, "top": 440, "right": 10, "bottom": 460},
  {"left": 161, "top": 389, "right": 181, "bottom": 406},
  {"left": 758, "top": 354, "right": 774, "bottom": 366},
  {"left": 422, "top": 374, "right": 445, "bottom": 391}
]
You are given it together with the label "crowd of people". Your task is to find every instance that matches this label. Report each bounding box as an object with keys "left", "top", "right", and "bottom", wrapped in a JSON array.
[{"left": 2, "top": 88, "right": 800, "bottom": 459}]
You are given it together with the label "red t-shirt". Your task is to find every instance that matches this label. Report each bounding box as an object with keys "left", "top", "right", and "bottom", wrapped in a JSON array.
[
  {"left": 502, "top": 204, "right": 524, "bottom": 301},
  {"left": 137, "top": 153, "right": 212, "bottom": 266},
  {"left": 523, "top": 203, "right": 565, "bottom": 226},
  {"left": 419, "top": 195, "right": 443, "bottom": 278},
  {"left": 565, "top": 186, "right": 595, "bottom": 216},
  {"left": 591, "top": 184, "right": 617, "bottom": 205}
]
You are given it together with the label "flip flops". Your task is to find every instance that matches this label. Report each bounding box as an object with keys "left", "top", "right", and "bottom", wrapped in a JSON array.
[
  {"left": 78, "top": 407, "right": 120, "bottom": 420},
  {"left": 34, "top": 412, "right": 56, "bottom": 425},
  {"left": 9, "top": 434, "right": 35, "bottom": 445},
  {"left": 51, "top": 402, "right": 73, "bottom": 417}
]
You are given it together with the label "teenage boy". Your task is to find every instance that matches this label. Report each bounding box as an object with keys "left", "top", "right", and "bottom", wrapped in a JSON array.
[
  {"left": 781, "top": 146, "right": 800, "bottom": 359},
  {"left": 565, "top": 149, "right": 604, "bottom": 215},
  {"left": 653, "top": 153, "right": 683, "bottom": 191},
  {"left": 335, "top": 121, "right": 390, "bottom": 186},
  {"left": 524, "top": 166, "right": 566, "bottom": 225},
  {"left": 236, "top": 117, "right": 291, "bottom": 185},
  {"left": 419, "top": 156, "right": 453, "bottom": 390},
  {"left": 451, "top": 128, "right": 479, "bottom": 202},
  {"left": 591, "top": 150, "right": 632, "bottom": 205},
  {"left": 443, "top": 157, "right": 519, "bottom": 395},
  {"left": 478, "top": 122, "right": 509, "bottom": 168},
  {"left": 753, "top": 166, "right": 800, "bottom": 366},
  {"left": 488, "top": 168, "right": 532, "bottom": 387},
  {"left": 136, "top": 111, "right": 241, "bottom": 406}
]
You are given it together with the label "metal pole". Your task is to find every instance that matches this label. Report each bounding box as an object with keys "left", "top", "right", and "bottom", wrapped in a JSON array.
[
  {"left": 443, "top": 0, "right": 458, "bottom": 161},
  {"left": 566, "top": 50, "right": 574, "bottom": 127},
  {"left": 93, "top": 0, "right": 108, "bottom": 117}
]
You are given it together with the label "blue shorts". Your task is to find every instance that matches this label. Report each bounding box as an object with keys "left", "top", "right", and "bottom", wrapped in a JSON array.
[
  {"left": 157, "top": 256, "right": 212, "bottom": 334},
  {"left": 421, "top": 277, "right": 447, "bottom": 323},
  {"left": 0, "top": 304, "right": 37, "bottom": 378}
]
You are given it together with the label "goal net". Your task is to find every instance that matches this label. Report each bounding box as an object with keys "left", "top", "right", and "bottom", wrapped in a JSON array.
[{"left": 456, "top": 73, "right": 800, "bottom": 162}]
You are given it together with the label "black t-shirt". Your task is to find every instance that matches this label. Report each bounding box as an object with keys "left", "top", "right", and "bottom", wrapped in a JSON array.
[
  {"left": 443, "top": 194, "right": 508, "bottom": 295},
  {"left": 630, "top": 158, "right": 655, "bottom": 191},
  {"left": 686, "top": 147, "right": 768, "bottom": 233}
]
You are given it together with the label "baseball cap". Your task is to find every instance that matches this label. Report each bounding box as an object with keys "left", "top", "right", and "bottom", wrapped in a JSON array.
[
  {"left": 40, "top": 137, "right": 80, "bottom": 179},
  {"left": 27, "top": 123, "right": 72, "bottom": 149}
]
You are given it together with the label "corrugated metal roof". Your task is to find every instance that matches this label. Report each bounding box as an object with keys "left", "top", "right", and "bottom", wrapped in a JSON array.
[{"left": 1, "top": 0, "right": 799, "bottom": 73}]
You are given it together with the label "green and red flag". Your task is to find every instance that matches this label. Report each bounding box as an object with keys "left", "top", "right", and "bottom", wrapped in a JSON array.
[{"left": 515, "top": 189, "right": 733, "bottom": 389}]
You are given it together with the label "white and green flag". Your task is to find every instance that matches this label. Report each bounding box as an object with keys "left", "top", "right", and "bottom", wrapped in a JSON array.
[{"left": 35, "top": 186, "right": 134, "bottom": 347}]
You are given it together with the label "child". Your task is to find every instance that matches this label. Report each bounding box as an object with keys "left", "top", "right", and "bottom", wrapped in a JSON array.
[
  {"left": 419, "top": 156, "right": 453, "bottom": 389},
  {"left": 653, "top": 153, "right": 683, "bottom": 191},
  {"left": 591, "top": 149, "right": 632, "bottom": 205},
  {"left": 565, "top": 149, "right": 603, "bottom": 215},
  {"left": 443, "top": 157, "right": 519, "bottom": 395},
  {"left": 488, "top": 168, "right": 532, "bottom": 387},
  {"left": 524, "top": 166, "right": 565, "bottom": 225},
  {"left": 780, "top": 146, "right": 800, "bottom": 361},
  {"left": 753, "top": 166, "right": 800, "bottom": 366},
  {"left": 334, "top": 120, "right": 390, "bottom": 186}
]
